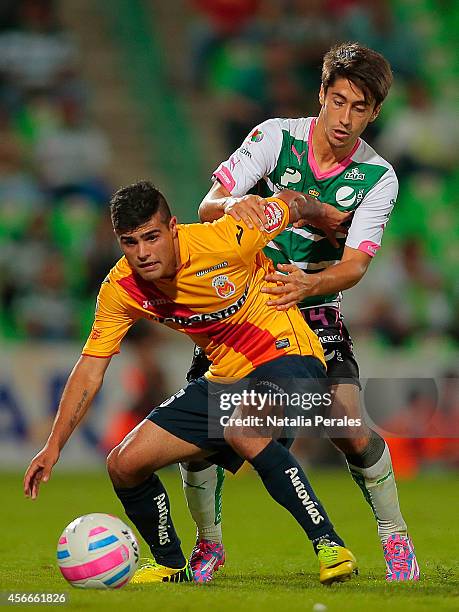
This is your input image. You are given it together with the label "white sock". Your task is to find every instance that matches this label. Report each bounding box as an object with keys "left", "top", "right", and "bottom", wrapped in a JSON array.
[
  {"left": 179, "top": 463, "right": 224, "bottom": 543},
  {"left": 348, "top": 443, "right": 408, "bottom": 543}
]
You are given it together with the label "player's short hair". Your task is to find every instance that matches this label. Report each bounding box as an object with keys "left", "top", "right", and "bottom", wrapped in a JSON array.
[
  {"left": 110, "top": 180, "right": 172, "bottom": 233},
  {"left": 322, "top": 42, "right": 393, "bottom": 107}
]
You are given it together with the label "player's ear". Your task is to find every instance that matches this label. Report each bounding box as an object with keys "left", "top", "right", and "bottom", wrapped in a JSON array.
[
  {"left": 319, "top": 84, "right": 325, "bottom": 106},
  {"left": 369, "top": 103, "right": 381, "bottom": 122},
  {"left": 169, "top": 216, "right": 178, "bottom": 236},
  {"left": 113, "top": 228, "right": 122, "bottom": 245}
]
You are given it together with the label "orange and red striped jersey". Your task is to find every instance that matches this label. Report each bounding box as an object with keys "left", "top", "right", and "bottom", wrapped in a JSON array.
[{"left": 82, "top": 197, "right": 325, "bottom": 380}]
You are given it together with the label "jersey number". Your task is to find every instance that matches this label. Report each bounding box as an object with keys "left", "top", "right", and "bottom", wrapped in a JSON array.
[{"left": 159, "top": 388, "right": 186, "bottom": 407}]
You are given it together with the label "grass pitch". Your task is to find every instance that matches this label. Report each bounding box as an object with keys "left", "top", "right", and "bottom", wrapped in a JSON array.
[{"left": 1, "top": 468, "right": 458, "bottom": 611}]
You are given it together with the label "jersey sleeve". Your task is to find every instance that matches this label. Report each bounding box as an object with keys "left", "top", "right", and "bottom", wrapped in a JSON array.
[
  {"left": 212, "top": 119, "right": 283, "bottom": 196},
  {"left": 82, "top": 278, "right": 137, "bottom": 357},
  {"left": 345, "top": 167, "right": 398, "bottom": 257},
  {"left": 211, "top": 197, "right": 291, "bottom": 264}
]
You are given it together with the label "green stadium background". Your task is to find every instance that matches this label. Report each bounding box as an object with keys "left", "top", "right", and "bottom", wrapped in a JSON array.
[
  {"left": 1, "top": 0, "right": 457, "bottom": 473},
  {"left": 0, "top": 2, "right": 458, "bottom": 609}
]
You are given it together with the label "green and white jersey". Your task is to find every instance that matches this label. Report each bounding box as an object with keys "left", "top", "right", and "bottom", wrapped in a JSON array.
[{"left": 213, "top": 117, "right": 398, "bottom": 309}]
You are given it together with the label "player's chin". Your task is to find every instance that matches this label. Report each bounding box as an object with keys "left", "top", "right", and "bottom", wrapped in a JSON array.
[
  {"left": 329, "top": 135, "right": 350, "bottom": 148},
  {"left": 136, "top": 265, "right": 162, "bottom": 280}
]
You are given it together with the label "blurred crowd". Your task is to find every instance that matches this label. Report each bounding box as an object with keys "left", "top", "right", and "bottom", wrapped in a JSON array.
[
  {"left": 384, "top": 372, "right": 459, "bottom": 477},
  {"left": 0, "top": 0, "right": 116, "bottom": 341},
  {"left": 0, "top": 0, "right": 457, "bottom": 348}
]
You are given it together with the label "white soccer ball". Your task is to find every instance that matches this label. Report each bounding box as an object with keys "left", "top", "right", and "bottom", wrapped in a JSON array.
[{"left": 56, "top": 513, "right": 139, "bottom": 589}]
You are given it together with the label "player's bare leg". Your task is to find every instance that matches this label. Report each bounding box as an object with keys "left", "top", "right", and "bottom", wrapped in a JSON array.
[
  {"left": 327, "top": 384, "right": 419, "bottom": 581},
  {"left": 107, "top": 420, "right": 210, "bottom": 584},
  {"left": 108, "top": 419, "right": 209, "bottom": 486}
]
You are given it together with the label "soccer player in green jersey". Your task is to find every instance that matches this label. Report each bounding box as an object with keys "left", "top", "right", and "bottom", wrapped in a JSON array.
[{"left": 182, "top": 42, "right": 419, "bottom": 582}]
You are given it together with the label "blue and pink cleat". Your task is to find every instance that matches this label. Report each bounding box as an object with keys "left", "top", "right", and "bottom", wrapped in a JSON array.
[
  {"left": 190, "top": 540, "right": 225, "bottom": 583},
  {"left": 384, "top": 534, "right": 419, "bottom": 581}
]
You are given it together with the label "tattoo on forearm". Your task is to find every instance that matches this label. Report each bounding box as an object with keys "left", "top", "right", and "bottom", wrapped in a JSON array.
[{"left": 69, "top": 389, "right": 89, "bottom": 429}]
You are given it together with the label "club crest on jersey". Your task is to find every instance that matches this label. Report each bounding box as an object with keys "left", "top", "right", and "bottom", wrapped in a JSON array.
[
  {"left": 212, "top": 274, "right": 236, "bottom": 299},
  {"left": 263, "top": 200, "right": 284, "bottom": 233},
  {"left": 308, "top": 188, "right": 320, "bottom": 198},
  {"left": 344, "top": 167, "right": 365, "bottom": 180},
  {"left": 250, "top": 129, "right": 263, "bottom": 142}
]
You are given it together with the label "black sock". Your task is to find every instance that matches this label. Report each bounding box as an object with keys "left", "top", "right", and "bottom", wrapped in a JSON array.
[
  {"left": 250, "top": 441, "right": 345, "bottom": 551},
  {"left": 114, "top": 473, "right": 186, "bottom": 568},
  {"left": 345, "top": 430, "right": 385, "bottom": 468}
]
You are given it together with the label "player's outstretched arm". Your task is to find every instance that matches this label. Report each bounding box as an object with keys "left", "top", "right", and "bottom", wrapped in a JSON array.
[
  {"left": 275, "top": 189, "right": 352, "bottom": 248},
  {"left": 23, "top": 355, "right": 111, "bottom": 499},
  {"left": 199, "top": 181, "right": 268, "bottom": 230},
  {"left": 262, "top": 246, "right": 372, "bottom": 310}
]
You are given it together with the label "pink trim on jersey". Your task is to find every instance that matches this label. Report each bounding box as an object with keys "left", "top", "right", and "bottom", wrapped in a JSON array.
[
  {"left": 59, "top": 545, "right": 128, "bottom": 582},
  {"left": 214, "top": 165, "right": 235, "bottom": 192},
  {"left": 358, "top": 240, "right": 380, "bottom": 257},
  {"left": 58, "top": 537, "right": 67, "bottom": 545},
  {"left": 308, "top": 118, "right": 360, "bottom": 180}
]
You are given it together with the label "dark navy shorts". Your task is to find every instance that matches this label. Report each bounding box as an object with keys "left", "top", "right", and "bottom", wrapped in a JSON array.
[
  {"left": 149, "top": 355, "right": 326, "bottom": 473},
  {"left": 301, "top": 306, "right": 360, "bottom": 388}
]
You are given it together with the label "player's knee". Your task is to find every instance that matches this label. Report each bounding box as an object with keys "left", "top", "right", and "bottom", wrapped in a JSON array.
[
  {"left": 223, "top": 424, "right": 237, "bottom": 447},
  {"left": 223, "top": 425, "right": 250, "bottom": 458},
  {"left": 106, "top": 446, "right": 122, "bottom": 482},
  {"left": 106, "top": 444, "right": 139, "bottom": 487},
  {"left": 331, "top": 434, "right": 372, "bottom": 456}
]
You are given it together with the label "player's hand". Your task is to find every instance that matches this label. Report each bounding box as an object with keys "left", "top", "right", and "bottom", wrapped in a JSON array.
[
  {"left": 24, "top": 443, "right": 60, "bottom": 500},
  {"left": 262, "top": 263, "right": 320, "bottom": 310},
  {"left": 295, "top": 203, "right": 352, "bottom": 248},
  {"left": 223, "top": 195, "right": 268, "bottom": 230}
]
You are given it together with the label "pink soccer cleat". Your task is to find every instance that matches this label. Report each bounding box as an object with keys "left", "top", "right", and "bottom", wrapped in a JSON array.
[
  {"left": 384, "top": 534, "right": 420, "bottom": 581},
  {"left": 190, "top": 539, "right": 225, "bottom": 583}
]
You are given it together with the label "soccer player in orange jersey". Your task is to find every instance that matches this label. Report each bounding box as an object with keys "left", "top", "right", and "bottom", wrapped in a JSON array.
[{"left": 24, "top": 181, "right": 357, "bottom": 585}]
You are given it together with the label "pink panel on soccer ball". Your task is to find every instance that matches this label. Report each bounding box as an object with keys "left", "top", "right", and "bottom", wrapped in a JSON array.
[
  {"left": 88, "top": 526, "right": 109, "bottom": 537},
  {"left": 60, "top": 546, "right": 126, "bottom": 581}
]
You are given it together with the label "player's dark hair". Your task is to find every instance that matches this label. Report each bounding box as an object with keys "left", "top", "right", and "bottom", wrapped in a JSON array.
[
  {"left": 110, "top": 180, "right": 172, "bottom": 233},
  {"left": 322, "top": 42, "right": 393, "bottom": 107}
]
